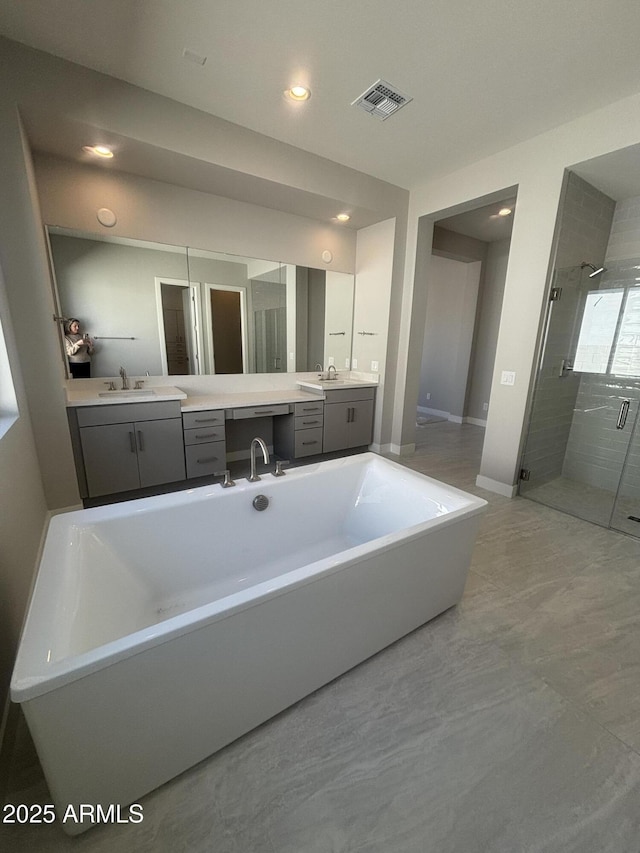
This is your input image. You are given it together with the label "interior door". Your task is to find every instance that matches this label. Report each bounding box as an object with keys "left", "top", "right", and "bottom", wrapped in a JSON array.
[
  {"left": 181, "top": 286, "right": 201, "bottom": 375},
  {"left": 210, "top": 288, "right": 244, "bottom": 373}
]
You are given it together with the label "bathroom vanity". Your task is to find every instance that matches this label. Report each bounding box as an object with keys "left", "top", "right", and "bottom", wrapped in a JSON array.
[{"left": 65, "top": 377, "right": 377, "bottom": 503}]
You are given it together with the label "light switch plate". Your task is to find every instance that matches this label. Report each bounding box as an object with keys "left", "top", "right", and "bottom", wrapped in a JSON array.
[
  {"left": 501, "top": 370, "right": 516, "bottom": 386},
  {"left": 371, "top": 360, "right": 379, "bottom": 372}
]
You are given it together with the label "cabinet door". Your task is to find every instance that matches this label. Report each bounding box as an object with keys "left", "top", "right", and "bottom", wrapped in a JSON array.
[
  {"left": 80, "top": 423, "right": 140, "bottom": 496},
  {"left": 135, "top": 418, "right": 186, "bottom": 487},
  {"left": 322, "top": 402, "right": 349, "bottom": 453},
  {"left": 348, "top": 399, "right": 374, "bottom": 448}
]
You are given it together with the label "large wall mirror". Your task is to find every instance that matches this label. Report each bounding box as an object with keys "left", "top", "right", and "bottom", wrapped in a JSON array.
[{"left": 48, "top": 228, "right": 355, "bottom": 378}]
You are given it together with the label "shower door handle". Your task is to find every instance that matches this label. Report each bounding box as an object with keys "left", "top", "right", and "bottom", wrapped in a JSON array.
[{"left": 616, "top": 399, "right": 630, "bottom": 430}]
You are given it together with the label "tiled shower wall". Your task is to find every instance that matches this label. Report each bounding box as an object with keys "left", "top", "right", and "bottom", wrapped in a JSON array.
[
  {"left": 521, "top": 172, "right": 615, "bottom": 485},
  {"left": 561, "top": 194, "right": 640, "bottom": 495}
]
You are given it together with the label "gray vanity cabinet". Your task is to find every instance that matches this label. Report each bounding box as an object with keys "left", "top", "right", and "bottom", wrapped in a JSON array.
[
  {"left": 273, "top": 400, "right": 324, "bottom": 459},
  {"left": 182, "top": 409, "right": 227, "bottom": 478},
  {"left": 77, "top": 402, "right": 185, "bottom": 497},
  {"left": 322, "top": 387, "right": 375, "bottom": 453}
]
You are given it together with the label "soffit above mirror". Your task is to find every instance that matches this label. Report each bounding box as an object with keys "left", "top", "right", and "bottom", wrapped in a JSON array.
[{"left": 23, "top": 115, "right": 386, "bottom": 231}]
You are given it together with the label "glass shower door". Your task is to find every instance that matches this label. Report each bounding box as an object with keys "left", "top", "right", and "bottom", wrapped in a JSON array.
[
  {"left": 610, "top": 401, "right": 640, "bottom": 535},
  {"left": 519, "top": 264, "right": 640, "bottom": 529}
]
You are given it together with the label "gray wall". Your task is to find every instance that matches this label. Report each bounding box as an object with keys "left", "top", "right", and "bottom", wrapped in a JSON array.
[
  {"left": 521, "top": 172, "right": 615, "bottom": 485},
  {"left": 418, "top": 255, "right": 481, "bottom": 418},
  {"left": 0, "top": 110, "right": 50, "bottom": 740},
  {"left": 422, "top": 226, "right": 509, "bottom": 424},
  {"left": 465, "top": 239, "right": 510, "bottom": 421}
]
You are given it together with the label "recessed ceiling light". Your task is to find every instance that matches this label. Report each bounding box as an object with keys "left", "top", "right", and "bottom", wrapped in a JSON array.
[
  {"left": 498, "top": 207, "right": 512, "bottom": 217},
  {"left": 83, "top": 145, "right": 114, "bottom": 159},
  {"left": 285, "top": 85, "right": 311, "bottom": 102},
  {"left": 336, "top": 213, "right": 350, "bottom": 222}
]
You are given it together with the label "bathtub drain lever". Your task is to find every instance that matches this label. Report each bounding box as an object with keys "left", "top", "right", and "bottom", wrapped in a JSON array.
[
  {"left": 274, "top": 460, "right": 289, "bottom": 477},
  {"left": 218, "top": 469, "right": 236, "bottom": 488}
]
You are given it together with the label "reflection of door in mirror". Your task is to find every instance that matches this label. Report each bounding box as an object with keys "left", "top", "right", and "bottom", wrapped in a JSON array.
[
  {"left": 209, "top": 287, "right": 245, "bottom": 374},
  {"left": 252, "top": 277, "right": 286, "bottom": 372},
  {"left": 157, "top": 279, "right": 202, "bottom": 376},
  {"left": 161, "top": 284, "right": 188, "bottom": 374}
]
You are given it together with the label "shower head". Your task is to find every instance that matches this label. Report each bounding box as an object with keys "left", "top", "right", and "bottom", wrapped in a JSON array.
[{"left": 581, "top": 262, "right": 607, "bottom": 277}]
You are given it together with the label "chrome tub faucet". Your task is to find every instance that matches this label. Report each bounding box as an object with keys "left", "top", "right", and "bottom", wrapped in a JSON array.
[{"left": 248, "top": 437, "right": 270, "bottom": 482}]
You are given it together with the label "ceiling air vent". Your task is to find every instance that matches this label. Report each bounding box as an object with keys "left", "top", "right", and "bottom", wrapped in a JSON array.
[{"left": 351, "top": 79, "right": 412, "bottom": 121}]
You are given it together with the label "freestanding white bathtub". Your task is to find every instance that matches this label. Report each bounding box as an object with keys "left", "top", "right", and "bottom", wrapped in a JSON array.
[{"left": 11, "top": 452, "right": 486, "bottom": 834}]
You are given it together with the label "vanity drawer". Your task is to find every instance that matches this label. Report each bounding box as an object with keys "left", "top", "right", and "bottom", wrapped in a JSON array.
[
  {"left": 182, "top": 409, "right": 225, "bottom": 429},
  {"left": 294, "top": 401, "right": 324, "bottom": 417},
  {"left": 77, "top": 401, "right": 182, "bottom": 427},
  {"left": 232, "top": 404, "right": 290, "bottom": 419},
  {"left": 294, "top": 427, "right": 323, "bottom": 457},
  {"left": 184, "top": 426, "right": 226, "bottom": 445},
  {"left": 295, "top": 414, "right": 324, "bottom": 430},
  {"left": 323, "top": 387, "right": 374, "bottom": 404},
  {"left": 185, "top": 440, "right": 227, "bottom": 478}
]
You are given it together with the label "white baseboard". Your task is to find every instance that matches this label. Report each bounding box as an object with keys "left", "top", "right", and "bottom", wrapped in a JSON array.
[
  {"left": 417, "top": 406, "right": 449, "bottom": 419},
  {"left": 475, "top": 475, "right": 517, "bottom": 498},
  {"left": 388, "top": 442, "right": 415, "bottom": 457},
  {"left": 418, "top": 406, "right": 479, "bottom": 426},
  {"left": 464, "top": 417, "right": 487, "bottom": 428}
]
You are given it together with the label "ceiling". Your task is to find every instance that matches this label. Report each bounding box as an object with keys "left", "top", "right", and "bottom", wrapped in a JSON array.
[{"left": 2, "top": 0, "right": 640, "bottom": 191}]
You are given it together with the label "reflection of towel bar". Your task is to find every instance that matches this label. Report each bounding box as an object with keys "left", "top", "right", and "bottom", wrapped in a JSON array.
[
  {"left": 329, "top": 331, "right": 346, "bottom": 336},
  {"left": 357, "top": 330, "right": 377, "bottom": 336},
  {"left": 93, "top": 336, "right": 136, "bottom": 340}
]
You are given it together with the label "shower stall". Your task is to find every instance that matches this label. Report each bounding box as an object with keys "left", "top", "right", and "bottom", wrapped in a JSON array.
[{"left": 520, "top": 258, "right": 640, "bottom": 537}]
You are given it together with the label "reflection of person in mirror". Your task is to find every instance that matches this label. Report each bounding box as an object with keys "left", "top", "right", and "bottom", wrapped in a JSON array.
[{"left": 64, "top": 318, "right": 95, "bottom": 378}]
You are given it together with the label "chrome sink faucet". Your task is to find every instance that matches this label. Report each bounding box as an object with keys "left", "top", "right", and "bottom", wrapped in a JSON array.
[
  {"left": 119, "top": 366, "right": 129, "bottom": 390},
  {"left": 326, "top": 364, "right": 338, "bottom": 380},
  {"left": 248, "top": 437, "right": 270, "bottom": 482}
]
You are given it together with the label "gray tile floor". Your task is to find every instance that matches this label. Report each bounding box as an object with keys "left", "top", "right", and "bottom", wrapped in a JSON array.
[{"left": 3, "top": 421, "right": 640, "bottom": 851}]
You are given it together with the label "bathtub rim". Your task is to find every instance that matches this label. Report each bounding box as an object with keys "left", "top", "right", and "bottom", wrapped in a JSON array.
[{"left": 11, "top": 453, "right": 487, "bottom": 703}]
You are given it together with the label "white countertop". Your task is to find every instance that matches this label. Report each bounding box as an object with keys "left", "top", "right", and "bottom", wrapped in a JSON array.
[
  {"left": 181, "top": 389, "right": 322, "bottom": 411},
  {"left": 296, "top": 378, "right": 379, "bottom": 393},
  {"left": 65, "top": 385, "right": 187, "bottom": 407},
  {"left": 65, "top": 378, "right": 378, "bottom": 410}
]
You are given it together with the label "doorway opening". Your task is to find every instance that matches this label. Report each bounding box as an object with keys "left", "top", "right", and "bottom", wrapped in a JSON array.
[
  {"left": 155, "top": 278, "right": 202, "bottom": 375},
  {"left": 415, "top": 193, "right": 515, "bottom": 465}
]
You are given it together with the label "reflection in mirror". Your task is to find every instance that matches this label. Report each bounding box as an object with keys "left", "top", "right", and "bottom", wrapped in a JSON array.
[{"left": 47, "top": 228, "right": 355, "bottom": 378}]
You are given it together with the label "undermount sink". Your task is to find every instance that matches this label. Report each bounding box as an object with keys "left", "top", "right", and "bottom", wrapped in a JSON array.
[{"left": 98, "top": 389, "right": 157, "bottom": 399}]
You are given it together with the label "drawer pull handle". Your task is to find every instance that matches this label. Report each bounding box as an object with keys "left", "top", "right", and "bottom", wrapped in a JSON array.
[
  {"left": 195, "top": 433, "right": 219, "bottom": 439},
  {"left": 302, "top": 420, "right": 319, "bottom": 425},
  {"left": 137, "top": 430, "right": 144, "bottom": 451},
  {"left": 196, "top": 456, "right": 219, "bottom": 464},
  {"left": 302, "top": 440, "right": 319, "bottom": 446},
  {"left": 253, "top": 409, "right": 274, "bottom": 414},
  {"left": 301, "top": 407, "right": 320, "bottom": 411},
  {"left": 193, "top": 417, "right": 221, "bottom": 423},
  {"left": 129, "top": 431, "right": 136, "bottom": 453}
]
